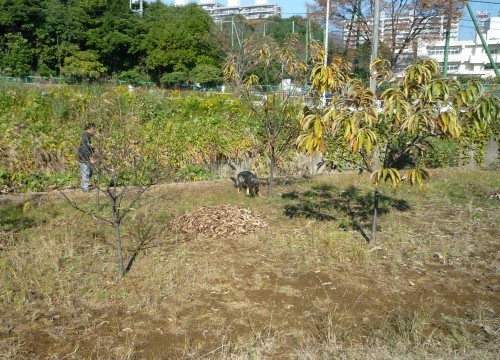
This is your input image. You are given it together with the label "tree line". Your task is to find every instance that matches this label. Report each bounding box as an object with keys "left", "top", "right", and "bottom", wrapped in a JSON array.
[{"left": 0, "top": 0, "right": 321, "bottom": 87}]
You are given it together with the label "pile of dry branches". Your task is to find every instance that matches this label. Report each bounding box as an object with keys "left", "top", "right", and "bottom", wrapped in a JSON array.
[{"left": 171, "top": 205, "right": 268, "bottom": 238}]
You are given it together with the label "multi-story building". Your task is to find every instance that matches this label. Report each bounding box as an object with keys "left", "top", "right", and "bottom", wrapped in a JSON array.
[
  {"left": 343, "top": 10, "right": 460, "bottom": 72},
  {"left": 174, "top": 0, "right": 281, "bottom": 22},
  {"left": 419, "top": 12, "right": 500, "bottom": 78},
  {"left": 344, "top": 11, "right": 459, "bottom": 49},
  {"left": 343, "top": 10, "right": 500, "bottom": 78}
]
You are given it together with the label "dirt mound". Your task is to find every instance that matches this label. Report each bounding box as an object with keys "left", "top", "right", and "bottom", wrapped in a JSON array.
[{"left": 170, "top": 205, "right": 268, "bottom": 238}]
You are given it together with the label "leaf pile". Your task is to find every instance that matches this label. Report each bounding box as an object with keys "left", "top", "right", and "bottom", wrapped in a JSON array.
[{"left": 171, "top": 205, "right": 268, "bottom": 238}]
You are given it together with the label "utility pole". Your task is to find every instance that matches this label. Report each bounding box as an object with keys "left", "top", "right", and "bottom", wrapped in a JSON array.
[
  {"left": 305, "top": 17, "right": 309, "bottom": 64},
  {"left": 321, "top": 0, "right": 331, "bottom": 106},
  {"left": 231, "top": 18, "right": 241, "bottom": 48},
  {"left": 370, "top": 0, "right": 380, "bottom": 94},
  {"left": 443, "top": 11, "right": 452, "bottom": 77},
  {"left": 305, "top": 16, "right": 310, "bottom": 90}
]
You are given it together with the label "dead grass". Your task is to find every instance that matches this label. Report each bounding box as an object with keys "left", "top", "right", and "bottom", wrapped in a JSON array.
[{"left": 0, "top": 168, "right": 498, "bottom": 359}]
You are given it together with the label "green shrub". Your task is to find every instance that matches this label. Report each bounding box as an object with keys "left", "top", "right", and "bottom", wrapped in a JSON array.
[
  {"left": 176, "top": 165, "right": 216, "bottom": 181},
  {"left": 423, "top": 139, "right": 459, "bottom": 168}
]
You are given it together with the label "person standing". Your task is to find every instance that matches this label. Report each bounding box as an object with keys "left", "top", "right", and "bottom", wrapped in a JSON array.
[{"left": 77, "top": 123, "right": 96, "bottom": 192}]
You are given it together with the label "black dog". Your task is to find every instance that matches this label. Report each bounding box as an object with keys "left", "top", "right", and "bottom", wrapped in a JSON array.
[{"left": 231, "top": 171, "right": 261, "bottom": 197}]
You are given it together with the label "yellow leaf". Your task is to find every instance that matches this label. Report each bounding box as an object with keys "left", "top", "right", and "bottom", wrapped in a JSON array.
[{"left": 411, "top": 169, "right": 417, "bottom": 186}]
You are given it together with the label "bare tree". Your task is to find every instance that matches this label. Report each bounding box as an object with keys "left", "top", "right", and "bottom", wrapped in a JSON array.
[
  {"left": 60, "top": 93, "right": 165, "bottom": 278},
  {"left": 307, "top": 0, "right": 464, "bottom": 69},
  {"left": 224, "top": 34, "right": 307, "bottom": 196}
]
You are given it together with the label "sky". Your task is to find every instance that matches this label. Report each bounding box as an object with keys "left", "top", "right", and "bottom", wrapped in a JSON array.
[
  {"left": 459, "top": 1, "right": 500, "bottom": 40},
  {"left": 273, "top": 0, "right": 309, "bottom": 17}
]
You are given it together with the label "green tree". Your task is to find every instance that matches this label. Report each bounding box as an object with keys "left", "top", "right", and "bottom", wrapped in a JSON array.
[
  {"left": 0, "top": 0, "right": 223, "bottom": 82},
  {"left": 141, "top": 3, "right": 220, "bottom": 83},
  {"left": 189, "top": 64, "right": 222, "bottom": 87},
  {"left": 0, "top": 0, "right": 43, "bottom": 41},
  {"left": 118, "top": 66, "right": 151, "bottom": 84},
  {"left": 60, "top": 50, "right": 107, "bottom": 80},
  {"left": 86, "top": 1, "right": 145, "bottom": 76},
  {"left": 298, "top": 50, "right": 498, "bottom": 244},
  {"left": 160, "top": 71, "right": 188, "bottom": 87},
  {"left": 0, "top": 33, "right": 32, "bottom": 76},
  {"left": 34, "top": 0, "right": 89, "bottom": 75}
]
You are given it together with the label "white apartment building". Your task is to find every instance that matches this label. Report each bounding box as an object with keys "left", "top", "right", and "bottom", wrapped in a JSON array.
[
  {"left": 174, "top": 0, "right": 281, "bottom": 22},
  {"left": 344, "top": 11, "right": 459, "bottom": 51},
  {"left": 343, "top": 9, "right": 499, "bottom": 78},
  {"left": 343, "top": 11, "right": 460, "bottom": 73},
  {"left": 419, "top": 12, "right": 500, "bottom": 78}
]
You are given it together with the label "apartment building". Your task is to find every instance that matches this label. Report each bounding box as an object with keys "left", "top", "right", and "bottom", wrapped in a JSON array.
[
  {"left": 343, "top": 11, "right": 460, "bottom": 72},
  {"left": 175, "top": 0, "right": 281, "bottom": 22},
  {"left": 343, "top": 9, "right": 500, "bottom": 78},
  {"left": 344, "top": 11, "right": 459, "bottom": 48},
  {"left": 419, "top": 12, "right": 500, "bottom": 78}
]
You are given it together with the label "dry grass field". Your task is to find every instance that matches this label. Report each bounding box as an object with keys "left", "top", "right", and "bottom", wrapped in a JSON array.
[{"left": 0, "top": 168, "right": 498, "bottom": 359}]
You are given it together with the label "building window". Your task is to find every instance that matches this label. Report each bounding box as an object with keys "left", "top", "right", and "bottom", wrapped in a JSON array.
[
  {"left": 485, "top": 63, "right": 500, "bottom": 70},
  {"left": 439, "top": 64, "right": 459, "bottom": 71},
  {"left": 428, "top": 47, "right": 461, "bottom": 56}
]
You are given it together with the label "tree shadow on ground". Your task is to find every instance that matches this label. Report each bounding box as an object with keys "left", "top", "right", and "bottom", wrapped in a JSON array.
[
  {"left": 260, "top": 174, "right": 315, "bottom": 187},
  {"left": 282, "top": 184, "right": 410, "bottom": 242},
  {"left": 0, "top": 202, "right": 38, "bottom": 232},
  {"left": 124, "top": 223, "right": 190, "bottom": 275}
]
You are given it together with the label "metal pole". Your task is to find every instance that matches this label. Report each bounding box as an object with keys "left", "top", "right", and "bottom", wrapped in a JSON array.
[
  {"left": 324, "top": 0, "right": 330, "bottom": 68},
  {"left": 305, "top": 17, "right": 309, "bottom": 90},
  {"left": 321, "top": 0, "right": 331, "bottom": 106},
  {"left": 465, "top": 1, "right": 499, "bottom": 77},
  {"left": 233, "top": 20, "right": 241, "bottom": 47},
  {"left": 370, "top": 0, "right": 380, "bottom": 94},
  {"left": 443, "top": 15, "right": 451, "bottom": 77},
  {"left": 305, "top": 17, "right": 309, "bottom": 63}
]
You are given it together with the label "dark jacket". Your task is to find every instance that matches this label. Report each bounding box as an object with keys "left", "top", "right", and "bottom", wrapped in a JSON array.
[{"left": 77, "top": 132, "right": 94, "bottom": 163}]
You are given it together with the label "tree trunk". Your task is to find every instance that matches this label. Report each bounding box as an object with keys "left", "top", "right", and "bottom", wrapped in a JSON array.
[
  {"left": 370, "top": 187, "right": 380, "bottom": 246},
  {"left": 114, "top": 214, "right": 125, "bottom": 278},
  {"left": 95, "top": 170, "right": 100, "bottom": 211},
  {"left": 268, "top": 147, "right": 275, "bottom": 197}
]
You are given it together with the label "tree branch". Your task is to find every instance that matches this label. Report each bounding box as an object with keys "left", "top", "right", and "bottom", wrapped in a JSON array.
[{"left": 57, "top": 189, "right": 113, "bottom": 225}]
